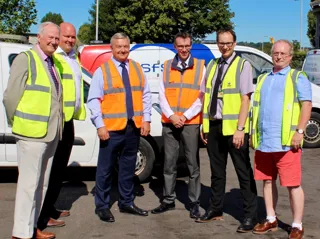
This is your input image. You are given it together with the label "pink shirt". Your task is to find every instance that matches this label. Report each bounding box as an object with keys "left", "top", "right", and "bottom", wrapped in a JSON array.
[{"left": 36, "top": 44, "right": 59, "bottom": 80}]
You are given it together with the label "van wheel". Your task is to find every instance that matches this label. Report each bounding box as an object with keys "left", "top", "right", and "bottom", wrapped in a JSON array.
[
  {"left": 304, "top": 112, "right": 320, "bottom": 148},
  {"left": 135, "top": 137, "right": 155, "bottom": 182}
]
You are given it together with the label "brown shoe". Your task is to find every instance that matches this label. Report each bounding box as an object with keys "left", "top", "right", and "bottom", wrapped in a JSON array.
[
  {"left": 35, "top": 229, "right": 55, "bottom": 239},
  {"left": 289, "top": 227, "right": 304, "bottom": 239},
  {"left": 57, "top": 209, "right": 70, "bottom": 218},
  {"left": 47, "top": 218, "right": 65, "bottom": 227},
  {"left": 12, "top": 237, "right": 31, "bottom": 239},
  {"left": 252, "top": 219, "right": 278, "bottom": 234}
]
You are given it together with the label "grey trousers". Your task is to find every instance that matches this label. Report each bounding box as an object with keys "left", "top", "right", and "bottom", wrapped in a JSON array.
[{"left": 162, "top": 124, "right": 201, "bottom": 204}]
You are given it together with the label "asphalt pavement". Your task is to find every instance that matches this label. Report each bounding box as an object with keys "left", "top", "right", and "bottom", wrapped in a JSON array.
[{"left": 0, "top": 148, "right": 319, "bottom": 239}]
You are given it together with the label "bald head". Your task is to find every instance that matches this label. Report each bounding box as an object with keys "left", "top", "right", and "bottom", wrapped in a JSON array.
[{"left": 59, "top": 22, "right": 76, "bottom": 54}]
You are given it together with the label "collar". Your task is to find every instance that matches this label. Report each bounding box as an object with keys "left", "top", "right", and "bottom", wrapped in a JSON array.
[
  {"left": 55, "top": 46, "right": 76, "bottom": 57},
  {"left": 111, "top": 56, "right": 129, "bottom": 67},
  {"left": 270, "top": 65, "right": 291, "bottom": 76},
  {"left": 220, "top": 52, "right": 236, "bottom": 64},
  {"left": 36, "top": 44, "right": 50, "bottom": 61},
  {"left": 171, "top": 54, "right": 194, "bottom": 71}
]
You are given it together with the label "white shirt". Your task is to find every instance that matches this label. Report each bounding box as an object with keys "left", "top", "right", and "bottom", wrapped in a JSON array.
[{"left": 56, "top": 47, "right": 82, "bottom": 114}]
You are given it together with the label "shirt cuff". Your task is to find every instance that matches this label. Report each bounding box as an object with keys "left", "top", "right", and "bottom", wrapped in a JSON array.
[
  {"left": 183, "top": 112, "right": 192, "bottom": 120},
  {"left": 93, "top": 117, "right": 105, "bottom": 129},
  {"left": 143, "top": 113, "right": 151, "bottom": 122}
]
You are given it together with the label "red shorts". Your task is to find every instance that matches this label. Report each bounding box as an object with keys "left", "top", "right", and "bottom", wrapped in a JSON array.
[{"left": 254, "top": 149, "right": 302, "bottom": 187}]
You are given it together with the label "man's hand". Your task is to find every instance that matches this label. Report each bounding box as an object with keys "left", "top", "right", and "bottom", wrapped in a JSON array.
[
  {"left": 200, "top": 131, "right": 208, "bottom": 145},
  {"left": 141, "top": 121, "right": 151, "bottom": 136},
  {"left": 179, "top": 115, "right": 187, "bottom": 124},
  {"left": 170, "top": 114, "right": 184, "bottom": 128},
  {"left": 97, "top": 127, "right": 110, "bottom": 141},
  {"left": 233, "top": 130, "right": 245, "bottom": 149},
  {"left": 291, "top": 132, "right": 304, "bottom": 150}
]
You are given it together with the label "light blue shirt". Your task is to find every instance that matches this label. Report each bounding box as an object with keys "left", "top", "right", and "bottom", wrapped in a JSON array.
[
  {"left": 87, "top": 57, "right": 152, "bottom": 129},
  {"left": 257, "top": 66, "right": 312, "bottom": 152}
]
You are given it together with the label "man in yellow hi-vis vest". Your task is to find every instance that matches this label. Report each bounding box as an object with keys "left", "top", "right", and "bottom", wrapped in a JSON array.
[
  {"left": 3, "top": 22, "right": 63, "bottom": 239},
  {"left": 252, "top": 40, "right": 312, "bottom": 239},
  {"left": 196, "top": 29, "right": 257, "bottom": 233},
  {"left": 37, "top": 22, "right": 86, "bottom": 231}
]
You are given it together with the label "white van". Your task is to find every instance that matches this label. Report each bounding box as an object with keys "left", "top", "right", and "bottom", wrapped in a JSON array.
[
  {"left": 1, "top": 42, "right": 320, "bottom": 182},
  {"left": 302, "top": 49, "right": 320, "bottom": 85}
]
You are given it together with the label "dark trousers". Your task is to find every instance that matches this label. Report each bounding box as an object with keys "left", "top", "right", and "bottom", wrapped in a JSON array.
[
  {"left": 162, "top": 124, "right": 201, "bottom": 205},
  {"left": 37, "top": 120, "right": 74, "bottom": 229},
  {"left": 207, "top": 120, "right": 257, "bottom": 219},
  {"left": 95, "top": 120, "right": 140, "bottom": 210}
]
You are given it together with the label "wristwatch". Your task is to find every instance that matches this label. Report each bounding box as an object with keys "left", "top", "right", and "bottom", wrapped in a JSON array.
[
  {"left": 296, "top": 129, "right": 304, "bottom": 134},
  {"left": 237, "top": 126, "right": 245, "bottom": 131}
]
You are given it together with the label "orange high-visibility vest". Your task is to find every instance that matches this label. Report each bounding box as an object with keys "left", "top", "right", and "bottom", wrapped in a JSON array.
[
  {"left": 101, "top": 59, "right": 144, "bottom": 131},
  {"left": 162, "top": 58, "right": 204, "bottom": 124}
]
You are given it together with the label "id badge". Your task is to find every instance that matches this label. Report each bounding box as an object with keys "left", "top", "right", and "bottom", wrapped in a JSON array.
[{"left": 217, "top": 90, "right": 223, "bottom": 99}]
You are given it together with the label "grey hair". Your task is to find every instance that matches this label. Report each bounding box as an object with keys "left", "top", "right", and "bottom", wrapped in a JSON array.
[
  {"left": 271, "top": 39, "right": 294, "bottom": 56},
  {"left": 38, "top": 22, "right": 60, "bottom": 36},
  {"left": 110, "top": 32, "right": 130, "bottom": 45}
]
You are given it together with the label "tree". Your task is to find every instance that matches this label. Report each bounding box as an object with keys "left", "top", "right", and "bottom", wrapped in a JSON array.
[
  {"left": 0, "top": 0, "right": 37, "bottom": 34},
  {"left": 41, "top": 12, "right": 64, "bottom": 26},
  {"left": 78, "top": 23, "right": 92, "bottom": 44},
  {"left": 88, "top": 0, "right": 234, "bottom": 43},
  {"left": 307, "top": 9, "right": 316, "bottom": 47}
]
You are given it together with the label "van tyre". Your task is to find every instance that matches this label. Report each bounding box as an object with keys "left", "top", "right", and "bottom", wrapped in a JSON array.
[
  {"left": 304, "top": 111, "right": 320, "bottom": 148},
  {"left": 135, "top": 137, "right": 155, "bottom": 182}
]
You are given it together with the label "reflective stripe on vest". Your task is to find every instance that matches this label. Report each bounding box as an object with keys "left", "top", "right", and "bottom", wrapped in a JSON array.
[
  {"left": 203, "top": 56, "right": 249, "bottom": 135},
  {"left": 54, "top": 53, "right": 86, "bottom": 121},
  {"left": 101, "top": 59, "right": 144, "bottom": 131},
  {"left": 12, "top": 50, "right": 52, "bottom": 138},
  {"left": 161, "top": 58, "right": 204, "bottom": 124},
  {"left": 251, "top": 69, "right": 302, "bottom": 149}
]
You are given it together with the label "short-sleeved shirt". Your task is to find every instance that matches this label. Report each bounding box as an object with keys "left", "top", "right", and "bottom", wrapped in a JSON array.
[{"left": 257, "top": 66, "right": 312, "bottom": 152}]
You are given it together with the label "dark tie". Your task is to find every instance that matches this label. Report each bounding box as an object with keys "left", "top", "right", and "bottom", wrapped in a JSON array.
[
  {"left": 181, "top": 61, "right": 187, "bottom": 70},
  {"left": 209, "top": 60, "right": 226, "bottom": 117},
  {"left": 46, "top": 56, "right": 59, "bottom": 95},
  {"left": 120, "top": 62, "right": 134, "bottom": 119}
]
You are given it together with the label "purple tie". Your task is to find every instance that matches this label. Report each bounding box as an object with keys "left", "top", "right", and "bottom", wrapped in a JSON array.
[{"left": 46, "top": 56, "right": 59, "bottom": 95}]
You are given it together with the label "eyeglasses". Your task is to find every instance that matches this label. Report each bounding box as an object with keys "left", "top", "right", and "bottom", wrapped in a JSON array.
[
  {"left": 218, "top": 42, "right": 234, "bottom": 47},
  {"left": 272, "top": 52, "right": 291, "bottom": 57},
  {"left": 176, "top": 45, "right": 191, "bottom": 50}
]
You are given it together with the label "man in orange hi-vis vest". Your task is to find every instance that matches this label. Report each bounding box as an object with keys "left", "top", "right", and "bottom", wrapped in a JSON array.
[
  {"left": 151, "top": 32, "right": 205, "bottom": 219},
  {"left": 87, "top": 32, "right": 152, "bottom": 222}
]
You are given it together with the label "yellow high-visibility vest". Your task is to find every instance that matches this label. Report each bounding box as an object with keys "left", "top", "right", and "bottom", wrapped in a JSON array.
[
  {"left": 12, "top": 50, "right": 59, "bottom": 138},
  {"left": 54, "top": 53, "right": 86, "bottom": 121},
  {"left": 203, "top": 56, "right": 249, "bottom": 135},
  {"left": 251, "top": 69, "right": 302, "bottom": 149}
]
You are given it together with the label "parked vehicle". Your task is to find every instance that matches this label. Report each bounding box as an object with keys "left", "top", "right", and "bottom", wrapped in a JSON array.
[{"left": 1, "top": 42, "right": 320, "bottom": 183}]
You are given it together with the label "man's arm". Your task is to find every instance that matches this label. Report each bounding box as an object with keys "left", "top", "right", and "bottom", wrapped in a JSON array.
[
  {"left": 183, "top": 67, "right": 206, "bottom": 121},
  {"left": 87, "top": 67, "right": 105, "bottom": 130},
  {"left": 3, "top": 53, "right": 28, "bottom": 127},
  {"left": 141, "top": 75, "right": 151, "bottom": 136},
  {"left": 291, "top": 72, "right": 312, "bottom": 149},
  {"left": 233, "top": 61, "right": 253, "bottom": 149}
]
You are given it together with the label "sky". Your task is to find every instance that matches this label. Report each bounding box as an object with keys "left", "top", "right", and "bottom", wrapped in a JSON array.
[{"left": 31, "top": 0, "right": 313, "bottom": 47}]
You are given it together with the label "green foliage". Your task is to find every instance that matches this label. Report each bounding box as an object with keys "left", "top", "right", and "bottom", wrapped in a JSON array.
[
  {"left": 0, "top": 0, "right": 37, "bottom": 34},
  {"left": 307, "top": 9, "right": 316, "bottom": 47},
  {"left": 77, "top": 23, "right": 92, "bottom": 44},
  {"left": 88, "top": 0, "right": 234, "bottom": 43},
  {"left": 292, "top": 40, "right": 300, "bottom": 52},
  {"left": 40, "top": 12, "right": 64, "bottom": 26},
  {"left": 291, "top": 51, "right": 307, "bottom": 70}
]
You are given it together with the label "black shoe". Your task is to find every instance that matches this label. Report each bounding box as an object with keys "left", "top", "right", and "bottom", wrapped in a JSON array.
[
  {"left": 95, "top": 208, "right": 115, "bottom": 222},
  {"left": 195, "top": 208, "right": 223, "bottom": 223},
  {"left": 189, "top": 204, "right": 200, "bottom": 219},
  {"left": 151, "top": 202, "right": 175, "bottom": 214},
  {"left": 237, "top": 218, "right": 256, "bottom": 233},
  {"left": 119, "top": 204, "right": 148, "bottom": 216}
]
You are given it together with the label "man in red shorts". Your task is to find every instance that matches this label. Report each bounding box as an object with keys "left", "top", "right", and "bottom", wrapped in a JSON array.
[{"left": 251, "top": 39, "right": 312, "bottom": 239}]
